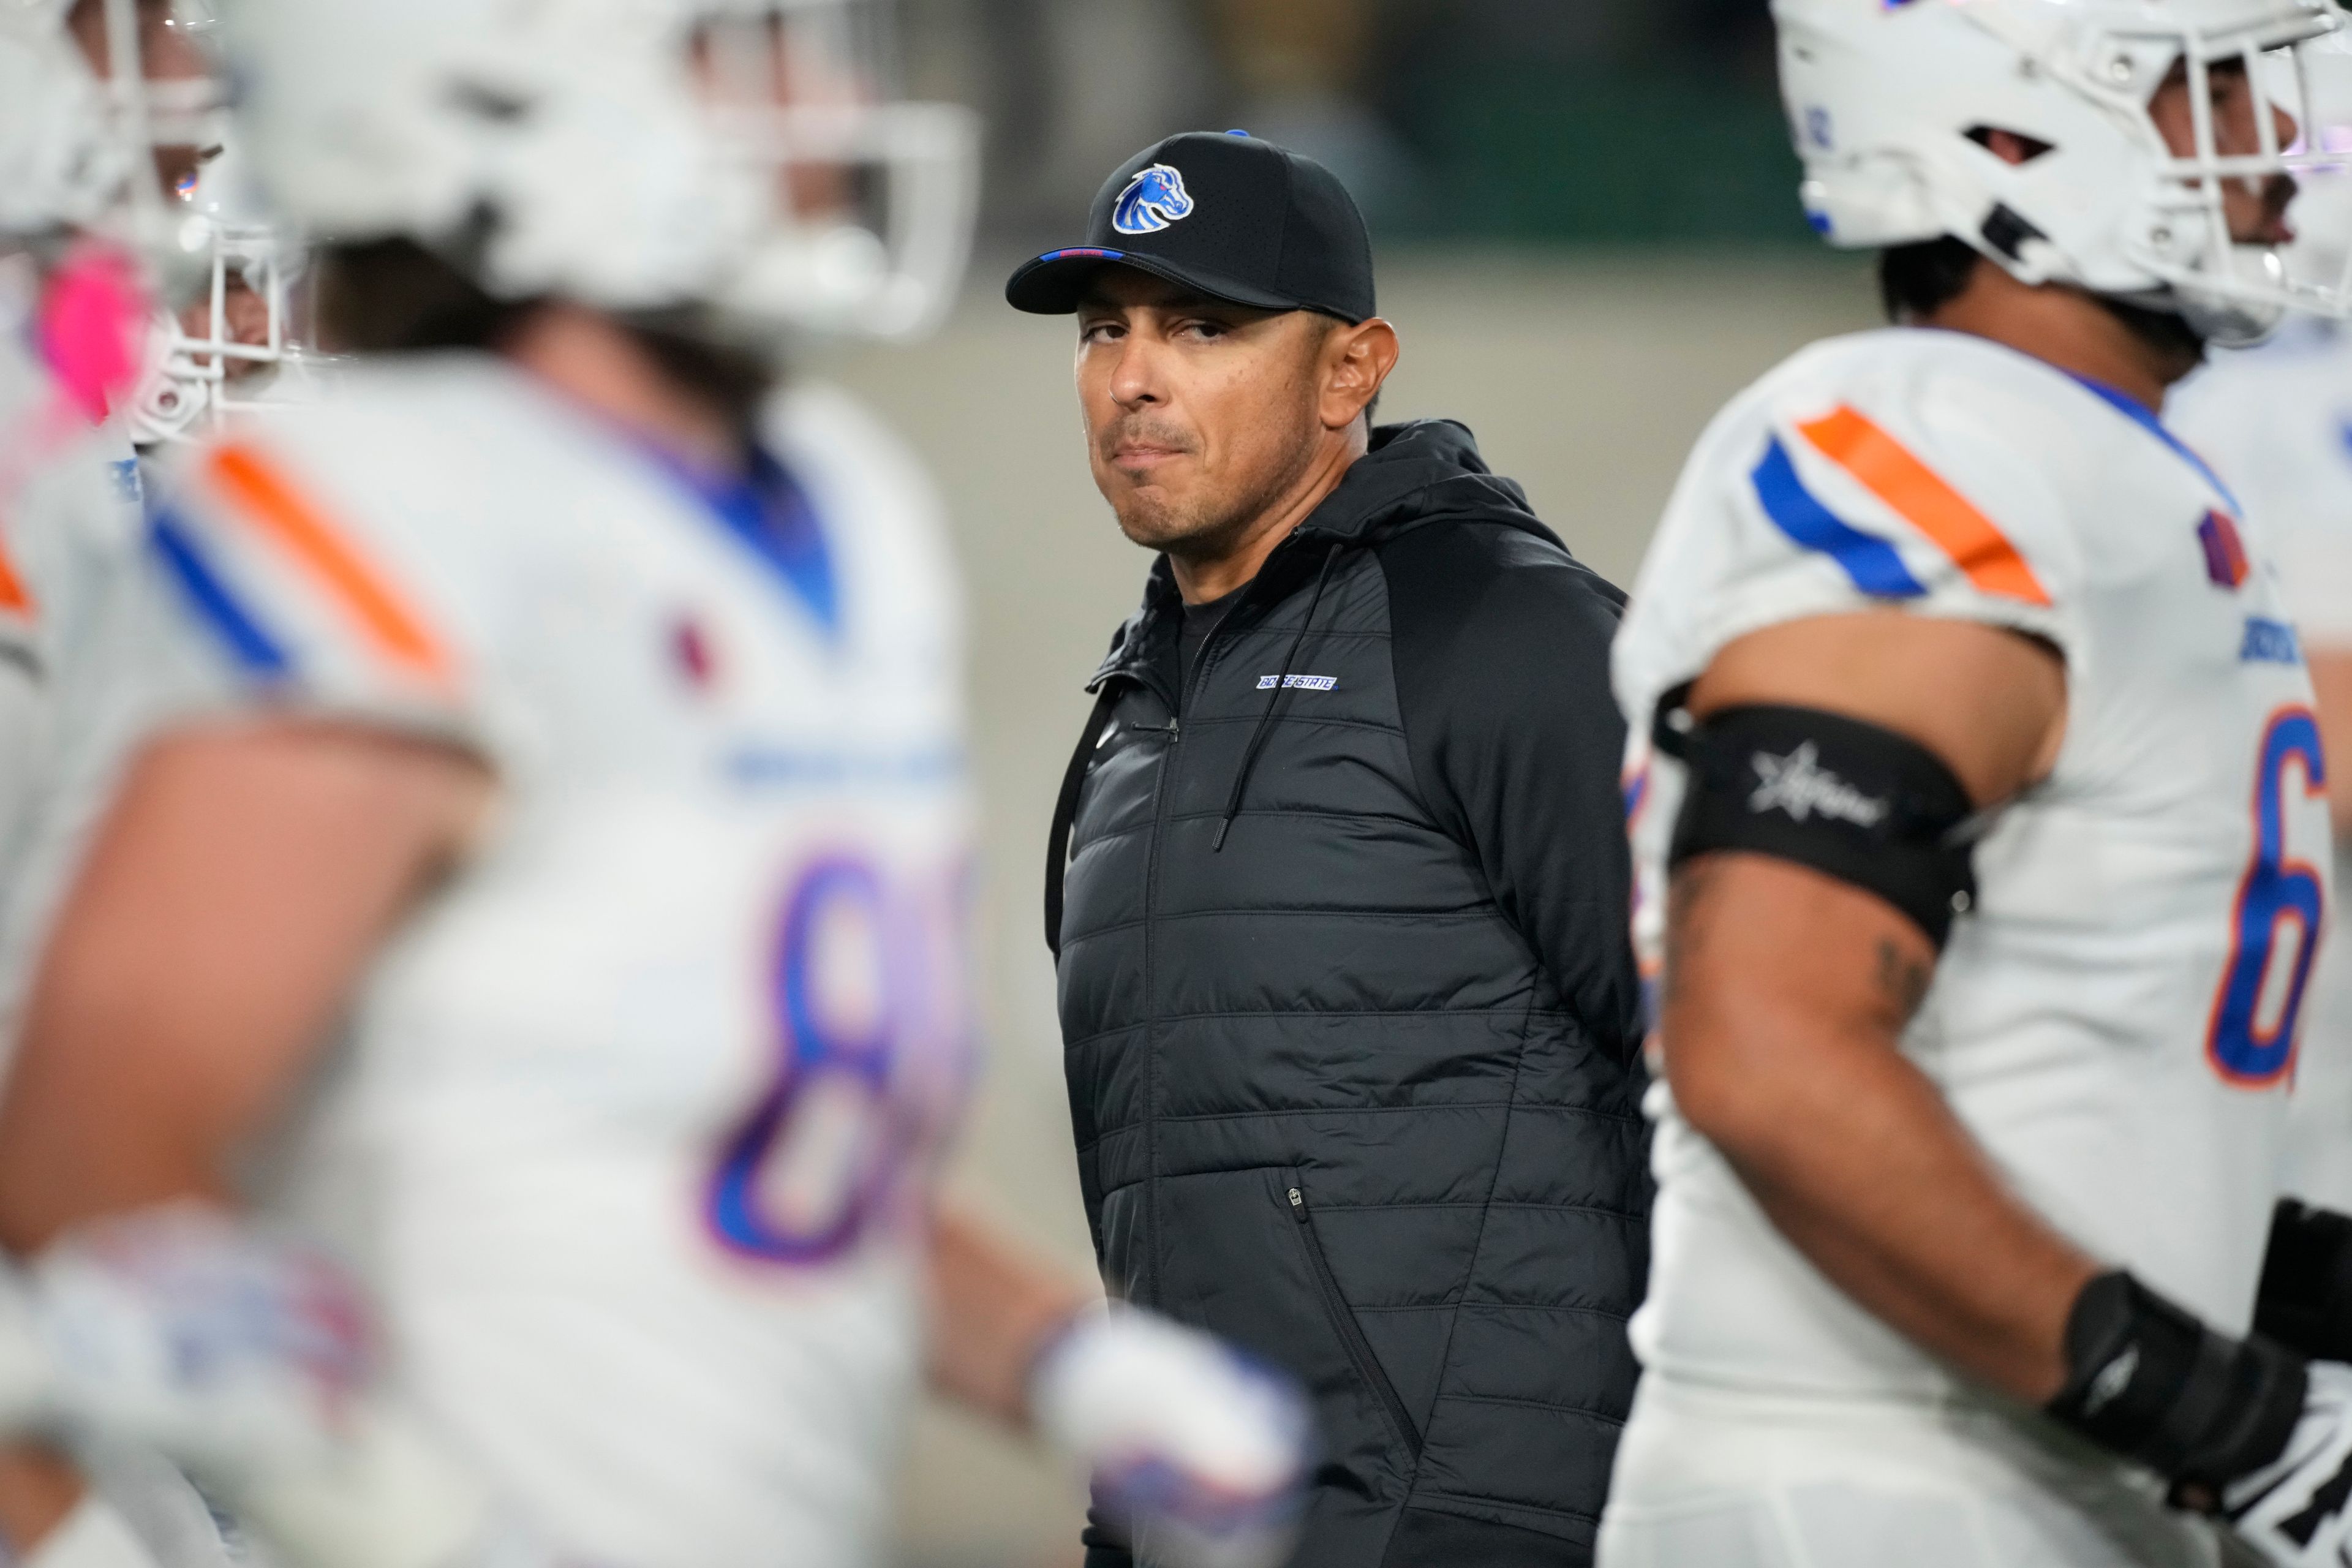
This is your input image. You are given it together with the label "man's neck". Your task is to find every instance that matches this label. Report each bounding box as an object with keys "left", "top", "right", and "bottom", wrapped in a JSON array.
[
  {"left": 501, "top": 302, "right": 747, "bottom": 477},
  {"left": 1168, "top": 426, "right": 1369, "bottom": 605},
  {"left": 1919, "top": 268, "right": 2203, "bottom": 413}
]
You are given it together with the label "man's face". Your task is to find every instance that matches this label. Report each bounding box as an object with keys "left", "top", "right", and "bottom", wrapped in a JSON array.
[
  {"left": 179, "top": 271, "right": 274, "bottom": 379},
  {"left": 1076, "top": 268, "right": 1333, "bottom": 561},
  {"left": 2149, "top": 56, "right": 2301, "bottom": 246}
]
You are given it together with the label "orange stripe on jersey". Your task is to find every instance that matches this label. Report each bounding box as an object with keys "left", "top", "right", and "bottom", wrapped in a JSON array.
[
  {"left": 205, "top": 443, "right": 453, "bottom": 686},
  {"left": 1796, "top": 405, "right": 2052, "bottom": 609},
  {"left": 0, "top": 533, "right": 36, "bottom": 617}
]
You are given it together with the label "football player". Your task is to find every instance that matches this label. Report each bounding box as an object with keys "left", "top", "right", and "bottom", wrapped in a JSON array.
[
  {"left": 1602, "top": 1, "right": 2352, "bottom": 1565},
  {"left": 0, "top": 0, "right": 314, "bottom": 1076},
  {"left": 0, "top": 7, "right": 277, "bottom": 1564},
  {"left": 0, "top": 2, "right": 1311, "bottom": 1568},
  {"left": 0, "top": 0, "right": 200, "bottom": 918}
]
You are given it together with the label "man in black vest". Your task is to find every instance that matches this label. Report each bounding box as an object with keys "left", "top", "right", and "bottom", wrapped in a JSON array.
[{"left": 1014, "top": 132, "right": 1649, "bottom": 1567}]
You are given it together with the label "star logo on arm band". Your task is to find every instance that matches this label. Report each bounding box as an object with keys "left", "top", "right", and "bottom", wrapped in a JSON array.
[{"left": 1748, "top": 743, "right": 1891, "bottom": 829}]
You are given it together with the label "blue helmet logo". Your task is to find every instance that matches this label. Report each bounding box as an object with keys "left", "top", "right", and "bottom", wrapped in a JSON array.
[{"left": 1112, "top": 164, "right": 1196, "bottom": 236}]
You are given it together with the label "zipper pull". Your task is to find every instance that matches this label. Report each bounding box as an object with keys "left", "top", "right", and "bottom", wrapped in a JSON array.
[{"left": 1287, "top": 1186, "right": 1305, "bottom": 1216}]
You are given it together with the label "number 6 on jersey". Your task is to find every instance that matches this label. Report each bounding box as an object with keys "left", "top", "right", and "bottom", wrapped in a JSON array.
[{"left": 2209, "top": 707, "right": 2328, "bottom": 1086}]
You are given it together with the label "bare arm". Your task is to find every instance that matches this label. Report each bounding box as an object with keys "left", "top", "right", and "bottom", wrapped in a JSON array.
[
  {"left": 924, "top": 1205, "right": 1090, "bottom": 1428},
  {"left": 0, "top": 722, "right": 486, "bottom": 1552},
  {"left": 2305, "top": 647, "right": 2352, "bottom": 839},
  {"left": 1664, "top": 611, "right": 2095, "bottom": 1404},
  {"left": 0, "top": 722, "right": 488, "bottom": 1248}
]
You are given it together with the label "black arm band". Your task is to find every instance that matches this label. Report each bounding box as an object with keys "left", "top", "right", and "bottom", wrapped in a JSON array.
[
  {"left": 2048, "top": 1270, "right": 2306, "bottom": 1496},
  {"left": 1656, "top": 701, "right": 1980, "bottom": 948},
  {"left": 2256, "top": 1200, "right": 2352, "bottom": 1362}
]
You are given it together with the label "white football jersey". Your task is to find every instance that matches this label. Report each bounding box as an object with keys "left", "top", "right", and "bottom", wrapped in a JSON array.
[
  {"left": 137, "top": 355, "right": 976, "bottom": 1567},
  {"left": 1616, "top": 327, "right": 2326, "bottom": 1401},
  {"left": 2172, "top": 323, "right": 2352, "bottom": 1214},
  {"left": 1, "top": 273, "right": 261, "bottom": 1568},
  {"left": 0, "top": 284, "right": 174, "bottom": 1046},
  {"left": 0, "top": 326, "right": 84, "bottom": 861}
]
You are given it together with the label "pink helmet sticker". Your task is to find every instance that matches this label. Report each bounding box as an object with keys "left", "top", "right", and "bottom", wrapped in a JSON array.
[{"left": 37, "top": 243, "right": 149, "bottom": 424}]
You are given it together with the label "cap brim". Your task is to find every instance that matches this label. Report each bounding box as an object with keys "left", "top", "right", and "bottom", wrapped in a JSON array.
[{"left": 1005, "top": 248, "right": 1307, "bottom": 317}]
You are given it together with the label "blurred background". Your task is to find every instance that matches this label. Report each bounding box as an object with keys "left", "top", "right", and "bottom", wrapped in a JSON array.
[
  {"left": 898, "top": 0, "right": 1790, "bottom": 249},
  {"left": 812, "top": 2, "right": 1878, "bottom": 1562}
]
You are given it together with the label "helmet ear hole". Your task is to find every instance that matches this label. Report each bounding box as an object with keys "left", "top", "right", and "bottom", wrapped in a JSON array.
[
  {"left": 1966, "top": 126, "right": 2056, "bottom": 165},
  {"left": 444, "top": 80, "right": 533, "bottom": 126}
]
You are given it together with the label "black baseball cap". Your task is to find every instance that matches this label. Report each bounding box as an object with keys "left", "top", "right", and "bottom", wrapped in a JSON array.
[{"left": 1005, "top": 130, "right": 1377, "bottom": 324}]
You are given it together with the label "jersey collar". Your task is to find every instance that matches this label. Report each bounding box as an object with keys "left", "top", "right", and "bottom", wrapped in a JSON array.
[
  {"left": 623, "top": 434, "right": 843, "bottom": 644},
  {"left": 2065, "top": 371, "right": 2246, "bottom": 518}
]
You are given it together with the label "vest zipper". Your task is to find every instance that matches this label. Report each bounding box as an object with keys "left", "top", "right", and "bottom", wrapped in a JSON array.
[
  {"left": 1136, "top": 707, "right": 1180, "bottom": 1308},
  {"left": 1287, "top": 1182, "right": 1422, "bottom": 1457}
]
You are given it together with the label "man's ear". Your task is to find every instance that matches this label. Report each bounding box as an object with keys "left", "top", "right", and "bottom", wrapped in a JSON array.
[{"left": 1321, "top": 318, "right": 1400, "bottom": 433}]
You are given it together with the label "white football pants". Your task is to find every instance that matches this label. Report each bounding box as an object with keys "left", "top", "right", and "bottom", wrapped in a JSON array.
[{"left": 1597, "top": 1376, "right": 2239, "bottom": 1568}]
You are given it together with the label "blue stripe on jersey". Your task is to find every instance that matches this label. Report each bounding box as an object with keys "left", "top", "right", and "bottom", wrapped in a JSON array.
[
  {"left": 149, "top": 510, "right": 295, "bottom": 679},
  {"left": 1751, "top": 434, "right": 1928, "bottom": 599},
  {"left": 2065, "top": 372, "right": 2246, "bottom": 516},
  {"left": 634, "top": 442, "right": 841, "bottom": 641},
  {"left": 721, "top": 450, "right": 840, "bottom": 640}
]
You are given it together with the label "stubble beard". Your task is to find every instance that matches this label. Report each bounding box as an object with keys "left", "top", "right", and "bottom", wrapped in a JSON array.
[{"left": 1105, "top": 399, "right": 1323, "bottom": 567}]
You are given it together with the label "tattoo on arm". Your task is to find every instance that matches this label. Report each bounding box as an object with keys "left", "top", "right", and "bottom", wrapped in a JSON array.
[
  {"left": 1874, "top": 937, "right": 1934, "bottom": 1022},
  {"left": 1669, "top": 856, "right": 1936, "bottom": 1024}
]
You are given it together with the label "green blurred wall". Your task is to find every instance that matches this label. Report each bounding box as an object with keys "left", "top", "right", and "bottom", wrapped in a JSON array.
[{"left": 1399, "top": 71, "right": 1809, "bottom": 244}]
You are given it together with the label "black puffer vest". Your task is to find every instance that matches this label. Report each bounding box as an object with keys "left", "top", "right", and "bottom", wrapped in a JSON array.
[{"left": 1050, "top": 421, "right": 1650, "bottom": 1566}]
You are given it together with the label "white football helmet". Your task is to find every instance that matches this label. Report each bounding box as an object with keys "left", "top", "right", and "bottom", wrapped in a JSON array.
[
  {"left": 128, "top": 141, "right": 324, "bottom": 447},
  {"left": 0, "top": 0, "right": 319, "bottom": 448},
  {"left": 220, "top": 0, "right": 750, "bottom": 316},
  {"left": 219, "top": 0, "right": 977, "bottom": 346},
  {"left": 0, "top": 0, "right": 228, "bottom": 268},
  {"left": 1779, "top": 0, "right": 2352, "bottom": 345},
  {"left": 687, "top": 0, "right": 979, "bottom": 340}
]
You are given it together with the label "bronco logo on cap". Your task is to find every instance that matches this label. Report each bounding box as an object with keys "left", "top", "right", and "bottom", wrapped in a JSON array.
[{"left": 1112, "top": 164, "right": 1196, "bottom": 236}]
